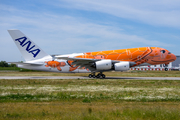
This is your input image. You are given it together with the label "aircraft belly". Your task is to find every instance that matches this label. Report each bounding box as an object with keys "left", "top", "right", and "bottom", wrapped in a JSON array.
[
  {"left": 136, "top": 63, "right": 151, "bottom": 66},
  {"left": 18, "top": 64, "right": 90, "bottom": 73}
]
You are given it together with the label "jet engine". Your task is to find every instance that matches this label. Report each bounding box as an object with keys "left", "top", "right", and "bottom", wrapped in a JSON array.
[
  {"left": 114, "top": 61, "right": 130, "bottom": 71},
  {"left": 94, "top": 60, "right": 130, "bottom": 71},
  {"left": 95, "top": 60, "right": 112, "bottom": 70}
]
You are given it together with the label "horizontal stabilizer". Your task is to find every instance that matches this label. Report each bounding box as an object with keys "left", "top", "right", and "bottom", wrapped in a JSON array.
[{"left": 9, "top": 62, "right": 43, "bottom": 66}]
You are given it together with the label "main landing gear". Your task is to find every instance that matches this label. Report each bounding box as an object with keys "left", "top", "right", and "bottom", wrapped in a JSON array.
[
  {"left": 88, "top": 72, "right": 106, "bottom": 78},
  {"left": 165, "top": 68, "right": 168, "bottom": 71}
]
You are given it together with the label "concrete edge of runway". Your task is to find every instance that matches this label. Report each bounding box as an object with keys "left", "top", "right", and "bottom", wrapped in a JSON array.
[{"left": 1, "top": 76, "right": 180, "bottom": 80}]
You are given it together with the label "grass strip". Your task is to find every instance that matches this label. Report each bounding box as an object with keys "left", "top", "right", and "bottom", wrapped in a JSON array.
[
  {"left": 0, "top": 102, "right": 180, "bottom": 120},
  {"left": 1, "top": 92, "right": 180, "bottom": 102}
]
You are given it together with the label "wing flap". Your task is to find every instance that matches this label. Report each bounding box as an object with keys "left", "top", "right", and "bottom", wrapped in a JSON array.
[{"left": 56, "top": 56, "right": 100, "bottom": 71}]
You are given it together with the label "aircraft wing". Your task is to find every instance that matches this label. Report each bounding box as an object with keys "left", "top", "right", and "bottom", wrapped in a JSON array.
[
  {"left": 56, "top": 57, "right": 99, "bottom": 62},
  {"left": 56, "top": 56, "right": 120, "bottom": 72},
  {"left": 55, "top": 57, "right": 97, "bottom": 71}
]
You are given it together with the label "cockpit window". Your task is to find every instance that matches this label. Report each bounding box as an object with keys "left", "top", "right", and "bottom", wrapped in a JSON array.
[{"left": 161, "top": 50, "right": 166, "bottom": 54}]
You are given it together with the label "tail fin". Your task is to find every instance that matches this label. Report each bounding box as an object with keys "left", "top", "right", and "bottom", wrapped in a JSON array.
[{"left": 8, "top": 30, "right": 51, "bottom": 61}]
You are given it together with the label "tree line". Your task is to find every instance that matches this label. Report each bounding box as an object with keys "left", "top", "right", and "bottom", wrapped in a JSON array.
[{"left": 0, "top": 61, "right": 16, "bottom": 67}]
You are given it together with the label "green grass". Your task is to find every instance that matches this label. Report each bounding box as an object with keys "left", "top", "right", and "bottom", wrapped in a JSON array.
[
  {"left": 1, "top": 71, "right": 180, "bottom": 119},
  {"left": 1, "top": 92, "right": 180, "bottom": 103},
  {"left": 0, "top": 79, "right": 180, "bottom": 103},
  {"left": 0, "top": 102, "right": 180, "bottom": 120}
]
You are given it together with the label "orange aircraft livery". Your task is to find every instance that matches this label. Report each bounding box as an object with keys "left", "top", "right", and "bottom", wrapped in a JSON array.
[
  {"left": 8, "top": 30, "right": 176, "bottom": 78},
  {"left": 76, "top": 47, "right": 175, "bottom": 65}
]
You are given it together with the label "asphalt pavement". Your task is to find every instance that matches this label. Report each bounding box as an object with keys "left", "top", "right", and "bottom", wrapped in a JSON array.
[{"left": 1, "top": 76, "right": 180, "bottom": 80}]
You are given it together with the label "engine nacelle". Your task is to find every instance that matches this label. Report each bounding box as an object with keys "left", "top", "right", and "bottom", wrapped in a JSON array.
[
  {"left": 114, "top": 61, "right": 130, "bottom": 71},
  {"left": 95, "top": 60, "right": 112, "bottom": 70}
]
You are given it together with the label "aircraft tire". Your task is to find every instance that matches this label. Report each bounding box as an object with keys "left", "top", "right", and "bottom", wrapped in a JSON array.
[
  {"left": 88, "top": 74, "right": 92, "bottom": 78},
  {"left": 102, "top": 74, "right": 106, "bottom": 78},
  {"left": 93, "top": 75, "right": 96, "bottom": 78},
  {"left": 96, "top": 74, "right": 101, "bottom": 78},
  {"left": 165, "top": 68, "right": 168, "bottom": 71}
]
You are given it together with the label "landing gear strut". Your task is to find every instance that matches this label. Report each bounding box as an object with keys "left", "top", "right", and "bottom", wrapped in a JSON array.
[{"left": 88, "top": 72, "right": 106, "bottom": 78}]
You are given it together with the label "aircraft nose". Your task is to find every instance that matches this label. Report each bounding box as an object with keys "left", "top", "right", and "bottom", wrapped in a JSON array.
[{"left": 172, "top": 53, "right": 176, "bottom": 61}]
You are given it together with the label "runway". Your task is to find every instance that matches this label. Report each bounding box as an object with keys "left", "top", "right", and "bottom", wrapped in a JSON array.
[{"left": 1, "top": 76, "right": 180, "bottom": 80}]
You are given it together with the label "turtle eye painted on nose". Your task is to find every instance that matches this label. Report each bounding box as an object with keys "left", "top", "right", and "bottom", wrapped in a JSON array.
[{"left": 161, "top": 50, "right": 166, "bottom": 54}]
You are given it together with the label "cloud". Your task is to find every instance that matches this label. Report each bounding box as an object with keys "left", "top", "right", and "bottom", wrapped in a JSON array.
[
  {"left": 56, "top": 0, "right": 180, "bottom": 28},
  {"left": 0, "top": 2, "right": 177, "bottom": 61}
]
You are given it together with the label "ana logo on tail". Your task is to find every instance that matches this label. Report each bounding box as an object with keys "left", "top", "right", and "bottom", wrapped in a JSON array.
[{"left": 15, "top": 37, "right": 41, "bottom": 58}]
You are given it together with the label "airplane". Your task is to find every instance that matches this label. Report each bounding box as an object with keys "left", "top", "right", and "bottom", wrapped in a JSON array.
[{"left": 8, "top": 30, "right": 176, "bottom": 78}]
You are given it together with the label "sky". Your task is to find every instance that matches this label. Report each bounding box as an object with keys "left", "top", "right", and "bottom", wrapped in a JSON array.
[{"left": 0, "top": 0, "right": 180, "bottom": 62}]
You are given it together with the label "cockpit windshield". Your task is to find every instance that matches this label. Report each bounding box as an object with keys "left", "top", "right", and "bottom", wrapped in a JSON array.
[{"left": 161, "top": 50, "right": 166, "bottom": 54}]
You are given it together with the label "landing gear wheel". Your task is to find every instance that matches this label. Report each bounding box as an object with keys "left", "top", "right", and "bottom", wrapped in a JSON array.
[
  {"left": 88, "top": 74, "right": 92, "bottom": 78},
  {"left": 102, "top": 74, "right": 106, "bottom": 78},
  {"left": 165, "top": 68, "right": 168, "bottom": 71},
  {"left": 96, "top": 74, "right": 100, "bottom": 78},
  {"left": 93, "top": 75, "right": 96, "bottom": 78},
  {"left": 88, "top": 72, "right": 106, "bottom": 78}
]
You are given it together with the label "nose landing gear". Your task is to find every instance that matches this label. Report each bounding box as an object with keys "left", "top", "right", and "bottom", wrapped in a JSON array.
[{"left": 88, "top": 72, "right": 106, "bottom": 78}]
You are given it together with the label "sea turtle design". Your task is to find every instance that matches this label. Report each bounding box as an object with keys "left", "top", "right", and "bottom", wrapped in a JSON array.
[{"left": 45, "top": 60, "right": 66, "bottom": 71}]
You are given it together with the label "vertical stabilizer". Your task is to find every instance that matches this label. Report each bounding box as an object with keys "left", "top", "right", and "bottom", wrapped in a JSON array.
[{"left": 8, "top": 30, "right": 51, "bottom": 61}]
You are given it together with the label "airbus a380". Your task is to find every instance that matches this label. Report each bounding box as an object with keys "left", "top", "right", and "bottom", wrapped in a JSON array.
[{"left": 8, "top": 30, "right": 176, "bottom": 78}]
